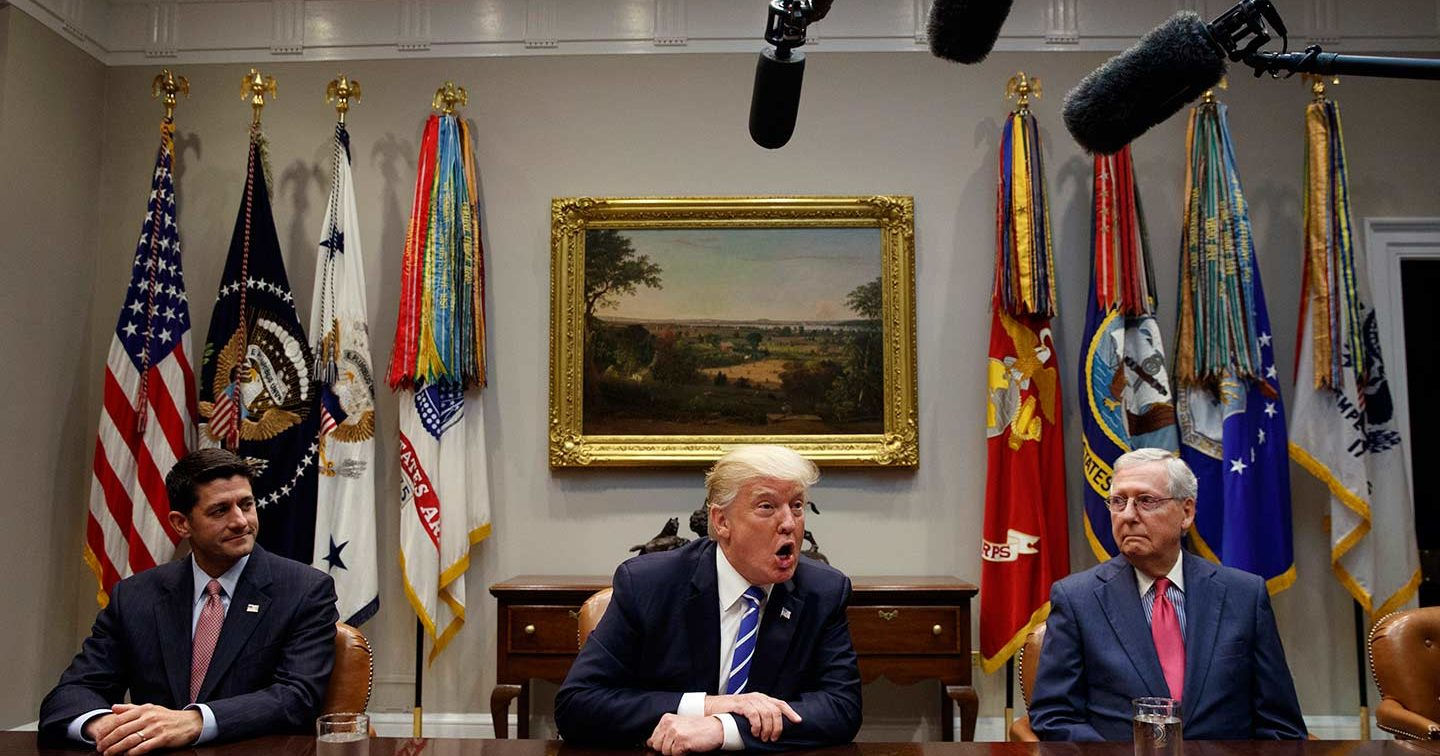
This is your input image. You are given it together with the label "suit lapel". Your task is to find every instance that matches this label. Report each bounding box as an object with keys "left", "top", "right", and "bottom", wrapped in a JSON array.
[
  {"left": 197, "top": 549, "right": 273, "bottom": 701},
  {"left": 1095, "top": 558, "right": 1168, "bottom": 698},
  {"left": 685, "top": 542, "right": 722, "bottom": 694},
  {"left": 155, "top": 558, "right": 194, "bottom": 706},
  {"left": 1180, "top": 552, "right": 1225, "bottom": 719},
  {"left": 746, "top": 580, "right": 803, "bottom": 696}
]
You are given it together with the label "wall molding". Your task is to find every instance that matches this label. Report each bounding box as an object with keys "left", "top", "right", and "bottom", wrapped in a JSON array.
[{"left": 9, "top": 0, "right": 1440, "bottom": 66}]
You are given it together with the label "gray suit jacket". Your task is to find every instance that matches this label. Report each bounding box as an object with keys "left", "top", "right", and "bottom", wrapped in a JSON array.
[{"left": 39, "top": 546, "right": 338, "bottom": 745}]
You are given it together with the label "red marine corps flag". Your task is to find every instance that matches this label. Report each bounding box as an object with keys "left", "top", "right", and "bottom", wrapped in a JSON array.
[{"left": 979, "top": 74, "right": 1069, "bottom": 675}]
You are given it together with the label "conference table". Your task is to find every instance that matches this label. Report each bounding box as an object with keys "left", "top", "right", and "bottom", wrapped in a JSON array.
[{"left": 14, "top": 733, "right": 1440, "bottom": 756}]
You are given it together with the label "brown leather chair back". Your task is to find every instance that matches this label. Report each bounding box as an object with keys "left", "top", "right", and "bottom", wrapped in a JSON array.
[
  {"left": 1009, "top": 621, "right": 1047, "bottom": 742},
  {"left": 1370, "top": 607, "right": 1440, "bottom": 739},
  {"left": 322, "top": 622, "right": 374, "bottom": 715},
  {"left": 577, "top": 587, "right": 614, "bottom": 649}
]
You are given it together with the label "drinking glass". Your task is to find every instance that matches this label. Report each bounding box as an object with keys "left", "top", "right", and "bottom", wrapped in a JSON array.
[
  {"left": 317, "top": 712, "right": 369, "bottom": 756},
  {"left": 1132, "top": 697, "right": 1181, "bottom": 756}
]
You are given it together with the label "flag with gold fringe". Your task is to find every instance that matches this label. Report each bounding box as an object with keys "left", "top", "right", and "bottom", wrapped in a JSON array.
[
  {"left": 391, "top": 112, "right": 492, "bottom": 660},
  {"left": 1288, "top": 92, "right": 1419, "bottom": 617},
  {"left": 1078, "top": 146, "right": 1180, "bottom": 562},
  {"left": 979, "top": 82, "right": 1070, "bottom": 674},
  {"left": 1174, "top": 99, "right": 1294, "bottom": 593}
]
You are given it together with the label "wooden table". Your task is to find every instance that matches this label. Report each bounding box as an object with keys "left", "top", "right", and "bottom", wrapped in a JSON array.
[
  {"left": 16, "top": 733, "right": 1440, "bottom": 756},
  {"left": 489, "top": 575, "right": 978, "bottom": 741}
]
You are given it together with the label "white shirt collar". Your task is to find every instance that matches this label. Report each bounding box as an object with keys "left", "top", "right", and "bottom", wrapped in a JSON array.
[
  {"left": 715, "top": 542, "right": 774, "bottom": 612},
  {"left": 1135, "top": 551, "right": 1185, "bottom": 598},
  {"left": 191, "top": 553, "right": 249, "bottom": 606}
]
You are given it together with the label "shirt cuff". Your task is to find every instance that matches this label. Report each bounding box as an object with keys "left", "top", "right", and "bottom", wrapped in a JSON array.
[
  {"left": 67, "top": 709, "right": 113, "bottom": 744},
  {"left": 717, "top": 713, "right": 742, "bottom": 750},
  {"left": 184, "top": 703, "right": 218, "bottom": 744},
  {"left": 677, "top": 691, "right": 707, "bottom": 717}
]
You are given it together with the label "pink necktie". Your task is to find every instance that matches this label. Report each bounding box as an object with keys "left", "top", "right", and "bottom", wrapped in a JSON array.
[
  {"left": 1150, "top": 577, "right": 1185, "bottom": 700},
  {"left": 190, "top": 579, "right": 224, "bottom": 703}
]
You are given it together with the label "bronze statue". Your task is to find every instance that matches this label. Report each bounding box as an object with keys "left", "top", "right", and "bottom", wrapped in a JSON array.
[{"left": 630, "top": 517, "right": 690, "bottom": 554}]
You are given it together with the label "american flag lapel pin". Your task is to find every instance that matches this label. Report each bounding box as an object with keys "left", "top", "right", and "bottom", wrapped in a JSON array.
[
  {"left": 246, "top": 604, "right": 260, "bottom": 613},
  {"left": 780, "top": 608, "right": 792, "bottom": 620}
]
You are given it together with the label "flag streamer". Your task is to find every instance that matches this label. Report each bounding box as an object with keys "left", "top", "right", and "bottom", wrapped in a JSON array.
[
  {"left": 993, "top": 111, "right": 1058, "bottom": 318},
  {"left": 1174, "top": 100, "right": 1295, "bottom": 594}
]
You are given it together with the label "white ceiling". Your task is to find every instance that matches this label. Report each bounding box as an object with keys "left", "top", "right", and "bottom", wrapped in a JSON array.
[{"left": 13, "top": 0, "right": 1440, "bottom": 66}]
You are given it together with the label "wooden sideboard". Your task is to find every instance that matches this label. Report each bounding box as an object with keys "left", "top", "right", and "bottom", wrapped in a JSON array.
[{"left": 489, "top": 575, "right": 978, "bottom": 741}]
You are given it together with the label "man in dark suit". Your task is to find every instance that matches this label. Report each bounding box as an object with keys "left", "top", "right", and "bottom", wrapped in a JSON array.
[
  {"left": 556, "top": 445, "right": 862, "bottom": 754},
  {"left": 1029, "top": 448, "right": 1306, "bottom": 741},
  {"left": 40, "top": 448, "right": 338, "bottom": 753}
]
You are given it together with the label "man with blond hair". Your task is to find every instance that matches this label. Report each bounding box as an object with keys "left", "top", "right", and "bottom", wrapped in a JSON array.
[
  {"left": 557, "top": 444, "right": 862, "bottom": 753},
  {"left": 1029, "top": 448, "right": 1305, "bottom": 741}
]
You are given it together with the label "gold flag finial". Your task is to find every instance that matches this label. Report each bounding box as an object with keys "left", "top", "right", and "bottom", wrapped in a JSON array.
[
  {"left": 326, "top": 74, "right": 361, "bottom": 123},
  {"left": 1201, "top": 75, "right": 1230, "bottom": 105},
  {"left": 1302, "top": 73, "right": 1339, "bottom": 103},
  {"left": 151, "top": 69, "right": 190, "bottom": 120},
  {"left": 432, "top": 81, "right": 468, "bottom": 115},
  {"left": 1005, "top": 71, "right": 1042, "bottom": 113},
  {"left": 241, "top": 68, "right": 278, "bottom": 125}
]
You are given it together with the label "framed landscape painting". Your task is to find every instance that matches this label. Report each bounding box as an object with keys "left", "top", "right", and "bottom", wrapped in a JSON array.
[{"left": 549, "top": 196, "right": 917, "bottom": 467}]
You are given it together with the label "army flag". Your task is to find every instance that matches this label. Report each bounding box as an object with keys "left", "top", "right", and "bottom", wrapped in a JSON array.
[
  {"left": 198, "top": 127, "right": 321, "bottom": 562},
  {"left": 979, "top": 97, "right": 1070, "bottom": 674},
  {"left": 1078, "top": 146, "right": 1180, "bottom": 561},
  {"left": 309, "top": 120, "right": 379, "bottom": 626},
  {"left": 1174, "top": 100, "right": 1295, "bottom": 593},
  {"left": 85, "top": 117, "right": 198, "bottom": 605},
  {"left": 1289, "top": 95, "right": 1419, "bottom": 617},
  {"left": 391, "top": 114, "right": 492, "bottom": 660}
]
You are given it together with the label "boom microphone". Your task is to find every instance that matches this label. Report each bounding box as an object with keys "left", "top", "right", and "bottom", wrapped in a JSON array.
[
  {"left": 749, "top": 47, "right": 807, "bottom": 149},
  {"left": 927, "top": 0, "right": 1014, "bottom": 64},
  {"left": 1061, "top": 11, "right": 1227, "bottom": 154}
]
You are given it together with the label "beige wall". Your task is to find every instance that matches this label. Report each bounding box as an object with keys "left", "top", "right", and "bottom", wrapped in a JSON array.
[
  {"left": 6, "top": 18, "right": 1440, "bottom": 734},
  {"left": 0, "top": 6, "right": 107, "bottom": 730}
]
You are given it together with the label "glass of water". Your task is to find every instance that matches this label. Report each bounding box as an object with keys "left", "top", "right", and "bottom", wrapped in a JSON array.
[
  {"left": 1132, "top": 697, "right": 1181, "bottom": 756},
  {"left": 317, "top": 712, "right": 369, "bottom": 756}
]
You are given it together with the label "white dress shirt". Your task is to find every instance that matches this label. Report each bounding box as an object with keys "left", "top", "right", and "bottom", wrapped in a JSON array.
[
  {"left": 676, "top": 546, "right": 774, "bottom": 750},
  {"left": 1134, "top": 552, "right": 1188, "bottom": 643}
]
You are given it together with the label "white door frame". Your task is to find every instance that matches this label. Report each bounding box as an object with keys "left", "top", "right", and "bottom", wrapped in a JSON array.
[{"left": 1364, "top": 217, "right": 1440, "bottom": 500}]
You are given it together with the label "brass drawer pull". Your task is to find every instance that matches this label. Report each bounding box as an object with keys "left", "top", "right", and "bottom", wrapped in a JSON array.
[
  {"left": 877, "top": 609, "right": 899, "bottom": 621},
  {"left": 524, "top": 624, "right": 536, "bottom": 635},
  {"left": 932, "top": 624, "right": 943, "bottom": 636}
]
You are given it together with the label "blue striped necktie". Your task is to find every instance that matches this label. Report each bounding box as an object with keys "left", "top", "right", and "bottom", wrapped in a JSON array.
[{"left": 725, "top": 586, "right": 766, "bottom": 694}]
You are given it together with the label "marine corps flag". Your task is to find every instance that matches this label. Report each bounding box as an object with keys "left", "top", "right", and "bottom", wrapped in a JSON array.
[
  {"left": 1174, "top": 98, "right": 1295, "bottom": 593},
  {"left": 391, "top": 112, "right": 492, "bottom": 660},
  {"left": 1078, "top": 146, "right": 1179, "bottom": 561},
  {"left": 309, "top": 117, "right": 379, "bottom": 627},
  {"left": 979, "top": 77, "right": 1069, "bottom": 674},
  {"left": 1289, "top": 92, "right": 1419, "bottom": 617},
  {"left": 198, "top": 126, "right": 320, "bottom": 563}
]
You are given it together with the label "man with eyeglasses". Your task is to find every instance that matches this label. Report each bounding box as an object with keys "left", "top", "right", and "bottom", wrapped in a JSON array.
[{"left": 1028, "top": 448, "right": 1305, "bottom": 741}]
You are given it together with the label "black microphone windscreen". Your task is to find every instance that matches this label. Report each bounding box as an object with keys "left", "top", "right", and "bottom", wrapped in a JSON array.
[
  {"left": 749, "top": 47, "right": 806, "bottom": 149},
  {"left": 1062, "top": 11, "right": 1226, "bottom": 154},
  {"left": 927, "top": 0, "right": 1014, "bottom": 64}
]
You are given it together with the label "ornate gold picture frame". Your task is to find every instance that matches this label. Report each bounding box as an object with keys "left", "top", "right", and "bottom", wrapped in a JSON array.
[{"left": 549, "top": 196, "right": 918, "bottom": 467}]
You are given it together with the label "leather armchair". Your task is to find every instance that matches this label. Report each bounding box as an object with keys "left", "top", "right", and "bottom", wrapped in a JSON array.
[
  {"left": 577, "top": 587, "right": 614, "bottom": 649},
  {"left": 321, "top": 622, "right": 375, "bottom": 716},
  {"left": 1371, "top": 606, "right": 1440, "bottom": 740},
  {"left": 1008, "top": 621, "right": 1047, "bottom": 742}
]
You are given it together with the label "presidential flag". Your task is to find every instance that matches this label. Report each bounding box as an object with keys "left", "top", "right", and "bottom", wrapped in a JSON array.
[
  {"left": 1289, "top": 96, "right": 1419, "bottom": 617},
  {"left": 979, "top": 90, "right": 1070, "bottom": 674},
  {"left": 1174, "top": 100, "right": 1294, "bottom": 593},
  {"left": 85, "top": 117, "right": 198, "bottom": 605},
  {"left": 309, "top": 121, "right": 379, "bottom": 626},
  {"left": 391, "top": 113, "right": 492, "bottom": 660},
  {"left": 1079, "top": 146, "right": 1179, "bottom": 561},
  {"left": 198, "top": 127, "right": 320, "bottom": 563}
]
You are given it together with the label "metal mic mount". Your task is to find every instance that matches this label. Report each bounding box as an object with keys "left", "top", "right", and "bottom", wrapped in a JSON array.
[{"left": 762, "top": 0, "right": 818, "bottom": 59}]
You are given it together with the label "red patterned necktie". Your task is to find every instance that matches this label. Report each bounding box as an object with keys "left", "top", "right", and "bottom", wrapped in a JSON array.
[
  {"left": 190, "top": 579, "right": 224, "bottom": 703},
  {"left": 1150, "top": 576, "right": 1185, "bottom": 700}
]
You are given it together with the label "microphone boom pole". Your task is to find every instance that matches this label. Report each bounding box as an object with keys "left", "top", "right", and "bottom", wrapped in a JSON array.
[{"left": 1244, "top": 48, "right": 1440, "bottom": 81}]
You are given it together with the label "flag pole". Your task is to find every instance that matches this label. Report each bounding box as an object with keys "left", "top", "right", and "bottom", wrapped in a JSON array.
[
  {"left": 1354, "top": 602, "right": 1369, "bottom": 739},
  {"left": 1004, "top": 658, "right": 1015, "bottom": 736},
  {"left": 413, "top": 619, "right": 425, "bottom": 737}
]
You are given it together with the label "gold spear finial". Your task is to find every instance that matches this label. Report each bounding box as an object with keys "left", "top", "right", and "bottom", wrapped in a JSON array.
[
  {"left": 1201, "top": 75, "right": 1230, "bottom": 105},
  {"left": 432, "top": 81, "right": 468, "bottom": 115},
  {"left": 1006, "top": 72, "right": 1042, "bottom": 114},
  {"left": 241, "top": 68, "right": 278, "bottom": 125},
  {"left": 151, "top": 69, "right": 190, "bottom": 121},
  {"left": 326, "top": 74, "right": 361, "bottom": 123},
  {"left": 1302, "top": 73, "right": 1339, "bottom": 103}
]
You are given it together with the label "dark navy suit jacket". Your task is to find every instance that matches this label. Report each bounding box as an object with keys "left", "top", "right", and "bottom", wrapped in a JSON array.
[
  {"left": 555, "top": 538, "right": 862, "bottom": 751},
  {"left": 39, "top": 546, "right": 338, "bottom": 746},
  {"left": 1029, "top": 551, "right": 1305, "bottom": 741}
]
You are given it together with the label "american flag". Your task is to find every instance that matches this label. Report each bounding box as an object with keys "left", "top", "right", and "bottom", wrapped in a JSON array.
[{"left": 83, "top": 119, "right": 197, "bottom": 606}]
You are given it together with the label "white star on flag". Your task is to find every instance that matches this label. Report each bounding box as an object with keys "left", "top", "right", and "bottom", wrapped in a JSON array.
[
  {"left": 1230, "top": 458, "right": 1248, "bottom": 474},
  {"left": 1258, "top": 332, "right": 1272, "bottom": 347},
  {"left": 1264, "top": 403, "right": 1277, "bottom": 418}
]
